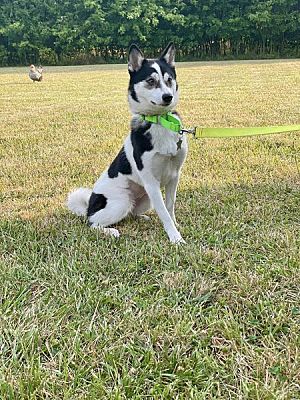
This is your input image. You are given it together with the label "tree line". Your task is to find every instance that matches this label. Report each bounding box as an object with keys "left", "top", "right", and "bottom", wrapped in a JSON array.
[{"left": 0, "top": 0, "right": 299, "bottom": 66}]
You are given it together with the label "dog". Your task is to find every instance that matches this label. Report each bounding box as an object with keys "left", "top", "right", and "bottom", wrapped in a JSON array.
[{"left": 67, "top": 43, "right": 187, "bottom": 243}]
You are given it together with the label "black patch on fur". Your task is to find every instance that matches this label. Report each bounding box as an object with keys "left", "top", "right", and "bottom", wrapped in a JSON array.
[
  {"left": 157, "top": 58, "right": 178, "bottom": 92},
  {"left": 157, "top": 58, "right": 177, "bottom": 80},
  {"left": 131, "top": 87, "right": 139, "bottom": 102},
  {"left": 131, "top": 122, "right": 153, "bottom": 170},
  {"left": 87, "top": 193, "right": 107, "bottom": 217},
  {"left": 108, "top": 147, "right": 132, "bottom": 178}
]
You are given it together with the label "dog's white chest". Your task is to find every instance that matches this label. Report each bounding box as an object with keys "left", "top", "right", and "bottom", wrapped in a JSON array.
[
  {"left": 146, "top": 124, "right": 187, "bottom": 185},
  {"left": 150, "top": 124, "right": 182, "bottom": 156},
  {"left": 151, "top": 154, "right": 180, "bottom": 184}
]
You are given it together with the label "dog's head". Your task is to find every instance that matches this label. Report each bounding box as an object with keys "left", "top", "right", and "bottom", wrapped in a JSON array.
[{"left": 128, "top": 43, "right": 178, "bottom": 115}]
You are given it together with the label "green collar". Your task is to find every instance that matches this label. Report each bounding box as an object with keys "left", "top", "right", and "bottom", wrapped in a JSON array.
[{"left": 140, "top": 112, "right": 182, "bottom": 133}]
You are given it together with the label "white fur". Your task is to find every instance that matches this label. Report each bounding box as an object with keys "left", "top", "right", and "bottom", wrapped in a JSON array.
[{"left": 67, "top": 187, "right": 92, "bottom": 216}]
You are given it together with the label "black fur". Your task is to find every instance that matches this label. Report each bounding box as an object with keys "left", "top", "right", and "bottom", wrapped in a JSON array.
[
  {"left": 156, "top": 58, "right": 176, "bottom": 80},
  {"left": 131, "top": 122, "right": 153, "bottom": 170},
  {"left": 130, "top": 86, "right": 139, "bottom": 102},
  {"left": 87, "top": 193, "right": 107, "bottom": 217},
  {"left": 108, "top": 147, "right": 132, "bottom": 178}
]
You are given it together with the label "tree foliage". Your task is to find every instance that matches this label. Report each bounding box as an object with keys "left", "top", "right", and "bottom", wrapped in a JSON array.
[{"left": 0, "top": 0, "right": 299, "bottom": 65}]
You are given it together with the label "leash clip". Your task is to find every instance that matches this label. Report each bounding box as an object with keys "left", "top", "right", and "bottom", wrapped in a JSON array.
[{"left": 180, "top": 127, "right": 196, "bottom": 136}]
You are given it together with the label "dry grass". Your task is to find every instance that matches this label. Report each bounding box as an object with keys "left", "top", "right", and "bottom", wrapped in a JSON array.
[{"left": 0, "top": 60, "right": 300, "bottom": 399}]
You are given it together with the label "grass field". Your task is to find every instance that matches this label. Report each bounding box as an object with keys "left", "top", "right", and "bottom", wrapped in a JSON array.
[{"left": 0, "top": 60, "right": 300, "bottom": 399}]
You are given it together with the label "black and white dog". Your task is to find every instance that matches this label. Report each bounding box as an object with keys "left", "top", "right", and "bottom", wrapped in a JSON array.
[{"left": 67, "top": 43, "right": 187, "bottom": 243}]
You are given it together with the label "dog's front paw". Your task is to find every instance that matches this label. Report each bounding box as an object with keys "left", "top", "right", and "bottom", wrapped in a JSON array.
[
  {"left": 91, "top": 225, "right": 120, "bottom": 238},
  {"left": 168, "top": 231, "right": 186, "bottom": 244},
  {"left": 174, "top": 237, "right": 186, "bottom": 245},
  {"left": 103, "top": 228, "right": 120, "bottom": 238}
]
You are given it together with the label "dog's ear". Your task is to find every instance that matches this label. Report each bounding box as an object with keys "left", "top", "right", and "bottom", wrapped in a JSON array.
[
  {"left": 160, "top": 42, "right": 175, "bottom": 67},
  {"left": 128, "top": 44, "right": 144, "bottom": 72}
]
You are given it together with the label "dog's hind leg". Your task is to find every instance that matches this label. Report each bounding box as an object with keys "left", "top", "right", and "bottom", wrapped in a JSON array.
[
  {"left": 132, "top": 194, "right": 151, "bottom": 220},
  {"left": 88, "top": 193, "right": 133, "bottom": 238}
]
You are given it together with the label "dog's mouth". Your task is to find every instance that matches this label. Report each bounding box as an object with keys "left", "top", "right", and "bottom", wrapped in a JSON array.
[{"left": 151, "top": 101, "right": 171, "bottom": 107}]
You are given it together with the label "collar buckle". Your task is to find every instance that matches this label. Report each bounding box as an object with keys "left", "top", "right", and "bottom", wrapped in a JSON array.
[{"left": 180, "top": 127, "right": 196, "bottom": 136}]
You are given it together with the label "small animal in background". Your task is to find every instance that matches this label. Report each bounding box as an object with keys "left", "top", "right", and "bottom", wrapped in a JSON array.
[{"left": 29, "top": 64, "right": 43, "bottom": 82}]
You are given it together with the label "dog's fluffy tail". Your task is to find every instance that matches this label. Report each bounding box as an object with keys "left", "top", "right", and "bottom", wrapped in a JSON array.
[{"left": 67, "top": 187, "right": 92, "bottom": 216}]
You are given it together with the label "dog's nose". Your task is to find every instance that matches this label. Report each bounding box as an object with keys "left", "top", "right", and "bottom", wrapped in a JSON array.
[{"left": 162, "top": 94, "right": 173, "bottom": 105}]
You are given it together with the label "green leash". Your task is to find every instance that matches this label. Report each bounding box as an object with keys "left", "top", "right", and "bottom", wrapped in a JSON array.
[
  {"left": 194, "top": 125, "right": 300, "bottom": 138},
  {"left": 141, "top": 113, "right": 300, "bottom": 139}
]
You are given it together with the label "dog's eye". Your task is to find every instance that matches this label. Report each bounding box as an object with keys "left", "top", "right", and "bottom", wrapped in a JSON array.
[
  {"left": 146, "top": 77, "right": 155, "bottom": 85},
  {"left": 167, "top": 77, "right": 172, "bottom": 84}
]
